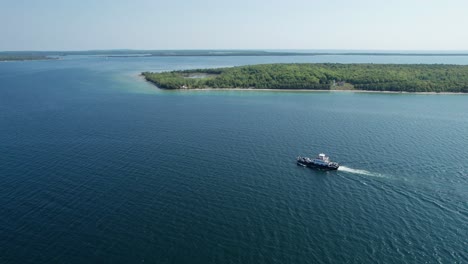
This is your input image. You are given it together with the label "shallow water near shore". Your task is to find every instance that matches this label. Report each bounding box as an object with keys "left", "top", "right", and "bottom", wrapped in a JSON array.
[{"left": 0, "top": 54, "right": 467, "bottom": 263}]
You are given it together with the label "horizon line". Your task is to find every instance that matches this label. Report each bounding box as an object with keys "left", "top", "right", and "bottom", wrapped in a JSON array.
[{"left": 2, "top": 48, "right": 468, "bottom": 53}]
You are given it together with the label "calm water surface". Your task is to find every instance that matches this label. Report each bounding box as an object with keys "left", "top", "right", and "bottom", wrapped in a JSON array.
[{"left": 0, "top": 55, "right": 467, "bottom": 263}]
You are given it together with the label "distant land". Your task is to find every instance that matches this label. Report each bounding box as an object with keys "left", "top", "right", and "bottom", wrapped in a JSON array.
[
  {"left": 142, "top": 63, "right": 468, "bottom": 93},
  {"left": 0, "top": 55, "right": 56, "bottom": 61},
  {"left": 2, "top": 50, "right": 468, "bottom": 58},
  {"left": 106, "top": 50, "right": 468, "bottom": 57}
]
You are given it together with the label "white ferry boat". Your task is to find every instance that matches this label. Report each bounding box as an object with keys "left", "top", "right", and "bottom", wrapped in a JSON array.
[{"left": 297, "top": 153, "right": 339, "bottom": 170}]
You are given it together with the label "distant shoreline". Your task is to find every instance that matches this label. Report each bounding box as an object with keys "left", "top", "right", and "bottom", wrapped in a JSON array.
[
  {"left": 3, "top": 50, "right": 468, "bottom": 58},
  {"left": 109, "top": 52, "right": 468, "bottom": 58},
  {"left": 0, "top": 56, "right": 57, "bottom": 62},
  {"left": 155, "top": 87, "right": 467, "bottom": 95}
]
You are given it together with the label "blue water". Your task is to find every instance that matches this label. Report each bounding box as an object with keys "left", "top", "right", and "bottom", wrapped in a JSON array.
[{"left": 1, "top": 55, "right": 467, "bottom": 263}]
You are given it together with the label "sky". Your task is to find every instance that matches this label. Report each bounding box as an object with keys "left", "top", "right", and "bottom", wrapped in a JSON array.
[{"left": 1, "top": 0, "right": 468, "bottom": 51}]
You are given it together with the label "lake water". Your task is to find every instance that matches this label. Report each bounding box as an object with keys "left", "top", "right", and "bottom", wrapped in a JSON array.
[{"left": 0, "top": 55, "right": 467, "bottom": 263}]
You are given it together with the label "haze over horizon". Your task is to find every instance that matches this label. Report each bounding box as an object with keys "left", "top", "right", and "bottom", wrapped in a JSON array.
[{"left": 2, "top": 0, "right": 468, "bottom": 51}]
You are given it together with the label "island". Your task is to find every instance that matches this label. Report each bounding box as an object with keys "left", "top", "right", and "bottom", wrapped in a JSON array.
[
  {"left": 142, "top": 63, "right": 468, "bottom": 93},
  {"left": 0, "top": 55, "right": 56, "bottom": 61}
]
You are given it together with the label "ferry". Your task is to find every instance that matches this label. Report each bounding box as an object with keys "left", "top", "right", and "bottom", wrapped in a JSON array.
[{"left": 297, "top": 153, "right": 339, "bottom": 170}]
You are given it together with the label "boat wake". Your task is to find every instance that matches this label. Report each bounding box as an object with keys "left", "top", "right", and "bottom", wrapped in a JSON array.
[{"left": 338, "top": 166, "right": 384, "bottom": 178}]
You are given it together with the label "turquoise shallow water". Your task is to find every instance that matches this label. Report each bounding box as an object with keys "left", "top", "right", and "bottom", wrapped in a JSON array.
[{"left": 0, "top": 55, "right": 467, "bottom": 263}]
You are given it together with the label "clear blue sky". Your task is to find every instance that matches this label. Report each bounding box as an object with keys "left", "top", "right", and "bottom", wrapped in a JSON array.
[{"left": 2, "top": 0, "right": 467, "bottom": 51}]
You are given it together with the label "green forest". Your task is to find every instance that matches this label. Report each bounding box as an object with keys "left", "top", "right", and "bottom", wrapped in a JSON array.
[{"left": 142, "top": 63, "right": 468, "bottom": 93}]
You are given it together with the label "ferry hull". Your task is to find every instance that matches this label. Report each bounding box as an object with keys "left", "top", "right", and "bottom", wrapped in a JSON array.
[{"left": 297, "top": 161, "right": 339, "bottom": 171}]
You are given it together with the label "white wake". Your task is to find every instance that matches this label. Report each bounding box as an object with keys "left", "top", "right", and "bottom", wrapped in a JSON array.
[{"left": 338, "top": 166, "right": 384, "bottom": 177}]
